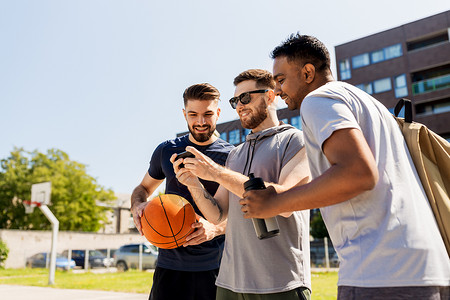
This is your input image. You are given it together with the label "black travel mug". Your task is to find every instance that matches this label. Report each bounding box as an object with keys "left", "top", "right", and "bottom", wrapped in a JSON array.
[{"left": 243, "top": 173, "right": 280, "bottom": 239}]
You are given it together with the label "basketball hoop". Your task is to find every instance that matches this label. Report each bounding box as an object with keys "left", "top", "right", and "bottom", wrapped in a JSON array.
[
  {"left": 31, "top": 182, "right": 51, "bottom": 206},
  {"left": 23, "top": 200, "right": 42, "bottom": 214},
  {"left": 26, "top": 181, "right": 58, "bottom": 286}
]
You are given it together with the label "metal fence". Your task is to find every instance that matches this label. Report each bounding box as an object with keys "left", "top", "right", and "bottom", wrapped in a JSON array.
[{"left": 310, "top": 237, "right": 339, "bottom": 268}]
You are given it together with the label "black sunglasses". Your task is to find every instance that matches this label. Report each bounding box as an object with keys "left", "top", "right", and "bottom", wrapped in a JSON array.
[{"left": 229, "top": 89, "right": 269, "bottom": 109}]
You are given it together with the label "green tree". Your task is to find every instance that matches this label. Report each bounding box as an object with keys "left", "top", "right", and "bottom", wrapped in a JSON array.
[
  {"left": 0, "top": 239, "right": 8, "bottom": 268},
  {"left": 0, "top": 148, "right": 115, "bottom": 231},
  {"left": 310, "top": 210, "right": 330, "bottom": 239}
]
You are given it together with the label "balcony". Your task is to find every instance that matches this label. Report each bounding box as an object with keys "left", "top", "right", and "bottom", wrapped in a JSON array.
[{"left": 412, "top": 74, "right": 450, "bottom": 95}]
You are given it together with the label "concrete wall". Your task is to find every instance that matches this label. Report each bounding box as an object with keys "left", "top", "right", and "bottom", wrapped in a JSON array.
[{"left": 0, "top": 229, "right": 147, "bottom": 268}]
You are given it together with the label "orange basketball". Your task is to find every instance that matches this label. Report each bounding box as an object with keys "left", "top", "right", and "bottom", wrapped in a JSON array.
[{"left": 141, "top": 194, "right": 197, "bottom": 249}]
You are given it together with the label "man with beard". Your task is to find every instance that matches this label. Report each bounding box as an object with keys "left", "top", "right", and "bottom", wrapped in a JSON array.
[
  {"left": 172, "top": 69, "right": 312, "bottom": 300},
  {"left": 131, "top": 83, "right": 234, "bottom": 300},
  {"left": 240, "top": 34, "right": 450, "bottom": 300}
]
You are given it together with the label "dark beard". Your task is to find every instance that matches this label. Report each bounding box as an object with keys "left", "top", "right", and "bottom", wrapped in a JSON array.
[
  {"left": 188, "top": 125, "right": 215, "bottom": 143},
  {"left": 240, "top": 101, "right": 268, "bottom": 129}
]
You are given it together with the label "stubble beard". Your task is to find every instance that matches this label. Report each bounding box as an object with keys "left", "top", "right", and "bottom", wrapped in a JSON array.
[
  {"left": 240, "top": 101, "right": 268, "bottom": 129},
  {"left": 189, "top": 125, "right": 215, "bottom": 143}
]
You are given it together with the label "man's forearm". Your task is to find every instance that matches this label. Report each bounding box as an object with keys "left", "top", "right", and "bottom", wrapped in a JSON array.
[
  {"left": 212, "top": 167, "right": 250, "bottom": 197},
  {"left": 213, "top": 165, "right": 296, "bottom": 198},
  {"left": 188, "top": 184, "right": 225, "bottom": 225},
  {"left": 274, "top": 161, "right": 377, "bottom": 214},
  {"left": 131, "top": 185, "right": 149, "bottom": 209}
]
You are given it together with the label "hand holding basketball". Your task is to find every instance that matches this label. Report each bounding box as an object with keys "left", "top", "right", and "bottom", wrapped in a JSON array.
[
  {"left": 131, "top": 201, "right": 148, "bottom": 235},
  {"left": 183, "top": 217, "right": 218, "bottom": 247},
  {"left": 141, "top": 194, "right": 197, "bottom": 249}
]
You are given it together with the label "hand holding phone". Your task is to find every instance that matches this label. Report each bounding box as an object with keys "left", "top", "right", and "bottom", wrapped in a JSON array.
[{"left": 177, "top": 151, "right": 195, "bottom": 168}]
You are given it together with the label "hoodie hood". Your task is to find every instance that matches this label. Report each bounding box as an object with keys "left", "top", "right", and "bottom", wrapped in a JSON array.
[
  {"left": 245, "top": 123, "right": 296, "bottom": 142},
  {"left": 240, "top": 123, "right": 297, "bottom": 175}
]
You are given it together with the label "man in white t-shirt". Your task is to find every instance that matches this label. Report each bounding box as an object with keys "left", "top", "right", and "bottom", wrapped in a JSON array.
[{"left": 240, "top": 33, "right": 450, "bottom": 300}]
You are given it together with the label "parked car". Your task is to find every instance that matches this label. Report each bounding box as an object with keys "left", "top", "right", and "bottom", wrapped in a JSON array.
[
  {"left": 114, "top": 243, "right": 158, "bottom": 271},
  {"left": 96, "top": 248, "right": 117, "bottom": 265},
  {"left": 26, "top": 252, "right": 76, "bottom": 270},
  {"left": 97, "top": 248, "right": 117, "bottom": 258},
  {"left": 61, "top": 249, "right": 113, "bottom": 268}
]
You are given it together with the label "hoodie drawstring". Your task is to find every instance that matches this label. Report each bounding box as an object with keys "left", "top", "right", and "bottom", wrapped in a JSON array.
[{"left": 243, "top": 135, "right": 259, "bottom": 176}]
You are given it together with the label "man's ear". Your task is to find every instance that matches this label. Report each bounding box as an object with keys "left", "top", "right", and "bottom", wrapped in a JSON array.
[
  {"left": 182, "top": 108, "right": 187, "bottom": 121},
  {"left": 266, "top": 90, "right": 276, "bottom": 106},
  {"left": 303, "top": 63, "right": 316, "bottom": 84},
  {"left": 216, "top": 107, "right": 221, "bottom": 118}
]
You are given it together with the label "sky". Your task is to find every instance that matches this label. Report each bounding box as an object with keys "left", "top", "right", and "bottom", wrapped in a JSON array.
[{"left": 1, "top": 1, "right": 449, "bottom": 196}]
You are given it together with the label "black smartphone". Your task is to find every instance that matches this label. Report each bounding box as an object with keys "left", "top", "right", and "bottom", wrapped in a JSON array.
[{"left": 177, "top": 151, "right": 195, "bottom": 168}]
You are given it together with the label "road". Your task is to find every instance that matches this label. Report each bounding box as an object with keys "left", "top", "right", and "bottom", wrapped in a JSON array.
[{"left": 0, "top": 284, "right": 148, "bottom": 300}]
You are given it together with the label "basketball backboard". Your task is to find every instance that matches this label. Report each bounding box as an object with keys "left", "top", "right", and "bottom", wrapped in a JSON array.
[{"left": 31, "top": 182, "right": 52, "bottom": 205}]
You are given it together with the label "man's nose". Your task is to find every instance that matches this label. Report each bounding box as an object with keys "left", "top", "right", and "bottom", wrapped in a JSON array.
[
  {"left": 274, "top": 84, "right": 282, "bottom": 96},
  {"left": 197, "top": 116, "right": 206, "bottom": 125}
]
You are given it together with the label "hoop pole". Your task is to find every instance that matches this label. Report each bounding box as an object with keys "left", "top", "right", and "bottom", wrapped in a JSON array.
[{"left": 39, "top": 205, "right": 59, "bottom": 285}]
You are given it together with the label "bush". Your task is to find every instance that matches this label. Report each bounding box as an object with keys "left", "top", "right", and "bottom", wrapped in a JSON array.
[{"left": 0, "top": 239, "right": 9, "bottom": 268}]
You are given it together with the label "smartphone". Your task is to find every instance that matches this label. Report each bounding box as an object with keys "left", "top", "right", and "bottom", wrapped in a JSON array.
[{"left": 177, "top": 151, "right": 195, "bottom": 168}]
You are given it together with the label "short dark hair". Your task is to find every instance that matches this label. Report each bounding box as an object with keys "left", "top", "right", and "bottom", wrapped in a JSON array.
[
  {"left": 183, "top": 83, "right": 220, "bottom": 106},
  {"left": 233, "top": 69, "right": 275, "bottom": 89},
  {"left": 271, "top": 33, "right": 331, "bottom": 72}
]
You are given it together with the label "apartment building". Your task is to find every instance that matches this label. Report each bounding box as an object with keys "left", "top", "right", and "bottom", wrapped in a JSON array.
[
  {"left": 335, "top": 10, "right": 450, "bottom": 140},
  {"left": 179, "top": 11, "right": 450, "bottom": 145}
]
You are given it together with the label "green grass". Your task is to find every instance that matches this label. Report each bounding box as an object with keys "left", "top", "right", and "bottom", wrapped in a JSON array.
[
  {"left": 0, "top": 268, "right": 338, "bottom": 299},
  {"left": 311, "top": 271, "right": 338, "bottom": 299},
  {"left": 0, "top": 269, "right": 153, "bottom": 294}
]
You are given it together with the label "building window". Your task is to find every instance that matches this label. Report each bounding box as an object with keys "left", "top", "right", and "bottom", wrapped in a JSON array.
[
  {"left": 228, "top": 129, "right": 240, "bottom": 144},
  {"left": 373, "top": 78, "right": 392, "bottom": 93},
  {"left": 388, "top": 107, "right": 405, "bottom": 118},
  {"left": 290, "top": 116, "right": 302, "bottom": 130},
  {"left": 352, "top": 53, "right": 370, "bottom": 69},
  {"left": 371, "top": 49, "right": 385, "bottom": 64},
  {"left": 339, "top": 59, "right": 351, "bottom": 80},
  {"left": 384, "top": 44, "right": 402, "bottom": 60},
  {"left": 394, "top": 74, "right": 408, "bottom": 98},
  {"left": 415, "top": 98, "right": 450, "bottom": 116},
  {"left": 407, "top": 32, "right": 449, "bottom": 52},
  {"left": 356, "top": 83, "right": 373, "bottom": 95},
  {"left": 344, "top": 44, "right": 403, "bottom": 72},
  {"left": 220, "top": 132, "right": 227, "bottom": 141},
  {"left": 412, "top": 74, "right": 450, "bottom": 95},
  {"left": 241, "top": 128, "right": 251, "bottom": 143},
  {"left": 435, "top": 101, "right": 450, "bottom": 114}
]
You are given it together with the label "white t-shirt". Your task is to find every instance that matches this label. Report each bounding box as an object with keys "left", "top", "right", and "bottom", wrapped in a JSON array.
[{"left": 301, "top": 81, "right": 450, "bottom": 287}]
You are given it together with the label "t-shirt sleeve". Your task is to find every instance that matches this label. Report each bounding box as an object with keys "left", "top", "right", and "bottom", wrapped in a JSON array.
[
  {"left": 224, "top": 147, "right": 237, "bottom": 169},
  {"left": 301, "top": 96, "right": 361, "bottom": 149},
  {"left": 280, "top": 130, "right": 305, "bottom": 169},
  {"left": 148, "top": 142, "right": 166, "bottom": 180}
]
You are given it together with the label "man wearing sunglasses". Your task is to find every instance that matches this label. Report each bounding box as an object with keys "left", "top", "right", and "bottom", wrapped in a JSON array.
[{"left": 173, "top": 69, "right": 312, "bottom": 299}]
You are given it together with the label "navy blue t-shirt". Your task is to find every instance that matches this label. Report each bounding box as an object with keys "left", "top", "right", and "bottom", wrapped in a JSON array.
[{"left": 148, "top": 134, "right": 234, "bottom": 271}]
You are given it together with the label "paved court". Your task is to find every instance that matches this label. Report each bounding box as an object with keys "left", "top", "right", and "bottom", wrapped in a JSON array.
[{"left": 0, "top": 284, "right": 148, "bottom": 300}]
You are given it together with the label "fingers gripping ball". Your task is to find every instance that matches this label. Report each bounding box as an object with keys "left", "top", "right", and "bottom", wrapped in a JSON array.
[{"left": 141, "top": 194, "right": 197, "bottom": 249}]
